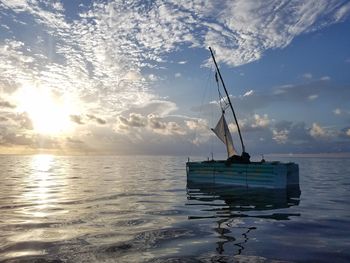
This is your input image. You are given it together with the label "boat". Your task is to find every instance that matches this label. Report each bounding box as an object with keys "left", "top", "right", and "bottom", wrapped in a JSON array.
[{"left": 186, "top": 47, "right": 299, "bottom": 189}]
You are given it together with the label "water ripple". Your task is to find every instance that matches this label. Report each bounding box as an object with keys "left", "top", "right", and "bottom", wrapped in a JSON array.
[{"left": 0, "top": 156, "right": 349, "bottom": 262}]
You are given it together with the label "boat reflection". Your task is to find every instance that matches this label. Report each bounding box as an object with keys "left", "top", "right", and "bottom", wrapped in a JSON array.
[
  {"left": 186, "top": 181, "right": 301, "bottom": 255},
  {"left": 187, "top": 181, "right": 300, "bottom": 219}
]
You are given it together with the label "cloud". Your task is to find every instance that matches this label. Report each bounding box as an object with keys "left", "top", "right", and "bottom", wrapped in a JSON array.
[
  {"left": 310, "top": 123, "right": 326, "bottom": 138},
  {"left": 338, "top": 126, "right": 350, "bottom": 139},
  {"left": 333, "top": 108, "right": 342, "bottom": 115},
  {"left": 231, "top": 80, "right": 350, "bottom": 114},
  {"left": 51, "top": 2, "right": 65, "bottom": 12},
  {"left": 1, "top": 1, "right": 348, "bottom": 113},
  {"left": 0, "top": 40, "right": 37, "bottom": 90},
  {"left": 2, "top": 0, "right": 347, "bottom": 80},
  {"left": 243, "top": 90, "right": 254, "bottom": 97},
  {"left": 66, "top": 137, "right": 83, "bottom": 144},
  {"left": 200, "top": 0, "right": 350, "bottom": 66},
  {"left": 118, "top": 113, "right": 147, "bottom": 128},
  {"left": 148, "top": 74, "right": 158, "bottom": 81},
  {"left": 0, "top": 0, "right": 68, "bottom": 31},
  {"left": 252, "top": 114, "right": 270, "bottom": 128},
  {"left": 0, "top": 133, "right": 34, "bottom": 146},
  {"left": 70, "top": 115, "right": 84, "bottom": 125},
  {"left": 0, "top": 127, "right": 60, "bottom": 150},
  {"left": 334, "top": 1, "right": 350, "bottom": 21},
  {"left": 272, "top": 129, "right": 289, "bottom": 144},
  {"left": 185, "top": 118, "right": 212, "bottom": 146},
  {"left": 320, "top": 76, "right": 331, "bottom": 81},
  {"left": 228, "top": 113, "right": 272, "bottom": 134},
  {"left": 196, "top": 79, "right": 350, "bottom": 128},
  {"left": 332, "top": 108, "right": 350, "bottom": 116},
  {"left": 288, "top": 122, "right": 314, "bottom": 143},
  {"left": 125, "top": 100, "right": 178, "bottom": 117},
  {"left": 272, "top": 120, "right": 291, "bottom": 144},
  {"left": 175, "top": 73, "right": 182, "bottom": 78},
  {"left": 116, "top": 113, "right": 186, "bottom": 136},
  {"left": 271, "top": 120, "right": 314, "bottom": 145},
  {"left": 16, "top": 112, "right": 33, "bottom": 130},
  {"left": 185, "top": 118, "right": 208, "bottom": 131},
  {"left": 0, "top": 79, "right": 18, "bottom": 94},
  {"left": 303, "top": 73, "right": 313, "bottom": 79},
  {"left": 149, "top": 116, "right": 185, "bottom": 135},
  {"left": 308, "top": 94, "right": 319, "bottom": 100},
  {"left": 0, "top": 99, "right": 16, "bottom": 108},
  {"left": 70, "top": 114, "right": 107, "bottom": 126},
  {"left": 86, "top": 114, "right": 106, "bottom": 125},
  {"left": 1, "top": 0, "right": 350, "bottom": 155},
  {"left": 0, "top": 112, "right": 33, "bottom": 130}
]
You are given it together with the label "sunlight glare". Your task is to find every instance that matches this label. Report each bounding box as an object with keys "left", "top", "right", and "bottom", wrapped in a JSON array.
[
  {"left": 16, "top": 86, "right": 74, "bottom": 135},
  {"left": 31, "top": 154, "right": 54, "bottom": 172}
]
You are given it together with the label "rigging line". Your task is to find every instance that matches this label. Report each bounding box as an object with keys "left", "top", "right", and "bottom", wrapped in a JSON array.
[
  {"left": 209, "top": 68, "right": 215, "bottom": 159},
  {"left": 215, "top": 72, "right": 225, "bottom": 113},
  {"left": 189, "top": 63, "right": 214, "bottom": 158},
  {"left": 223, "top": 118, "right": 230, "bottom": 159},
  {"left": 215, "top": 72, "right": 230, "bottom": 113}
]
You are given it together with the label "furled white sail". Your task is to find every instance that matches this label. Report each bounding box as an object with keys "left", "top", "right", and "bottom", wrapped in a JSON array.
[{"left": 211, "top": 114, "right": 237, "bottom": 157}]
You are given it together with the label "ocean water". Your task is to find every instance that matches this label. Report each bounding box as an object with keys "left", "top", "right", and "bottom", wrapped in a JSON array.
[{"left": 0, "top": 155, "right": 349, "bottom": 263}]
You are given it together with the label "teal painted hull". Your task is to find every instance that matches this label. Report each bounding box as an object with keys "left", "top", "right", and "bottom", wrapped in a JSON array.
[{"left": 186, "top": 161, "right": 299, "bottom": 189}]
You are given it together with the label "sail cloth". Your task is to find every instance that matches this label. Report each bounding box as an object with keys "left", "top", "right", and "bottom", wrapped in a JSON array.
[{"left": 211, "top": 114, "right": 237, "bottom": 157}]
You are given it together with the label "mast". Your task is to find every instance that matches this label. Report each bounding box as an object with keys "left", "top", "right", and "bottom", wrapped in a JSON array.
[{"left": 209, "top": 46, "right": 246, "bottom": 154}]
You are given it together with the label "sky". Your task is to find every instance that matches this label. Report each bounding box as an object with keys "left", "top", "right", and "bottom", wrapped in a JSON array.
[{"left": 0, "top": 0, "right": 350, "bottom": 157}]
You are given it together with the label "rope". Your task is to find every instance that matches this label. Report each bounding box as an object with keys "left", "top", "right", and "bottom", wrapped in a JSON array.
[
  {"left": 189, "top": 64, "right": 214, "bottom": 159},
  {"left": 215, "top": 71, "right": 230, "bottom": 113}
]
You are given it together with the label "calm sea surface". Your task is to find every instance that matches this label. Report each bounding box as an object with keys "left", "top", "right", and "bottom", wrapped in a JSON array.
[{"left": 0, "top": 155, "right": 349, "bottom": 263}]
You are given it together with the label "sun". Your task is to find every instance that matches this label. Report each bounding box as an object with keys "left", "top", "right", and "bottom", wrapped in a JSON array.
[{"left": 16, "top": 86, "right": 74, "bottom": 135}]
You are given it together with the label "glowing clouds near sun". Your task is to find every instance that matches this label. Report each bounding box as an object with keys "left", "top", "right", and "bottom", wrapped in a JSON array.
[{"left": 15, "top": 85, "right": 76, "bottom": 135}]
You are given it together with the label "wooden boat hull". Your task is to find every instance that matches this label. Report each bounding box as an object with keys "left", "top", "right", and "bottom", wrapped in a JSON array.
[{"left": 186, "top": 161, "right": 299, "bottom": 189}]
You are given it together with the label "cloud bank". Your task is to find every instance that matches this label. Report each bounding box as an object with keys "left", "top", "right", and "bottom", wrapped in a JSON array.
[{"left": 0, "top": 0, "right": 349, "bottom": 154}]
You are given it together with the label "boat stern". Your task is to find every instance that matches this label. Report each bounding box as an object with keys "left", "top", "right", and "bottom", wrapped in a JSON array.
[{"left": 286, "top": 163, "right": 299, "bottom": 187}]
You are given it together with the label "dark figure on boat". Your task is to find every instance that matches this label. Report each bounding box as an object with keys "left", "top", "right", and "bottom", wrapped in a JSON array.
[{"left": 226, "top": 151, "right": 251, "bottom": 164}]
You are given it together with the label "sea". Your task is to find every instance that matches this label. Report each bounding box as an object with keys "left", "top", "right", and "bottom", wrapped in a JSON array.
[{"left": 0, "top": 155, "right": 349, "bottom": 263}]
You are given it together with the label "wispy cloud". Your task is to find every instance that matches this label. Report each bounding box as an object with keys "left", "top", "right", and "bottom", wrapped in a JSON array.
[
  {"left": 198, "top": 0, "right": 350, "bottom": 66},
  {"left": 235, "top": 80, "right": 349, "bottom": 113},
  {"left": 303, "top": 73, "right": 313, "bottom": 80},
  {"left": 320, "top": 76, "right": 331, "bottom": 81},
  {"left": 243, "top": 90, "right": 254, "bottom": 97},
  {"left": 333, "top": 108, "right": 342, "bottom": 115},
  {"left": 308, "top": 94, "right": 319, "bottom": 100},
  {"left": 2, "top": 0, "right": 349, "bottom": 103}
]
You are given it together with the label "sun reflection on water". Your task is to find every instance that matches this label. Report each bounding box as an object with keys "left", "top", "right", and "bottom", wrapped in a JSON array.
[
  {"left": 31, "top": 154, "right": 54, "bottom": 173},
  {"left": 22, "top": 154, "right": 58, "bottom": 216},
  {"left": 4, "top": 155, "right": 63, "bottom": 258}
]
